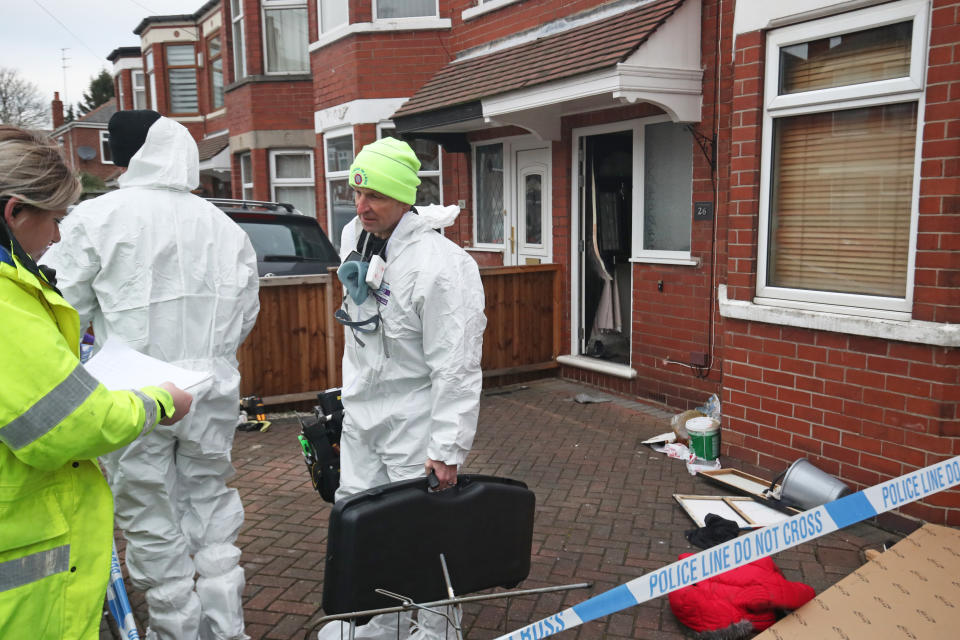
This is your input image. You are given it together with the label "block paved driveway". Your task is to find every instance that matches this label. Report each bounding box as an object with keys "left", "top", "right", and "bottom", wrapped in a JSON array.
[{"left": 104, "top": 378, "right": 898, "bottom": 639}]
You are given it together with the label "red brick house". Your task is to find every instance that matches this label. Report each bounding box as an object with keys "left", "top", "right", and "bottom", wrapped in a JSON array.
[
  {"left": 49, "top": 95, "right": 120, "bottom": 194},
  {"left": 105, "top": 0, "right": 959, "bottom": 527}
]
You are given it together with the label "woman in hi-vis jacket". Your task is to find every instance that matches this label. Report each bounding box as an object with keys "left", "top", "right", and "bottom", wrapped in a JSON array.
[{"left": 0, "top": 125, "right": 192, "bottom": 640}]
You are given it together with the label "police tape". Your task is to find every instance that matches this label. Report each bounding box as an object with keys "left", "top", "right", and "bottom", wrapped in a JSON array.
[{"left": 495, "top": 454, "right": 960, "bottom": 640}]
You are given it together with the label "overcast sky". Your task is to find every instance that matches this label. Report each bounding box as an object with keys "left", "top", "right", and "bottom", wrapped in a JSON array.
[{"left": 2, "top": 0, "right": 203, "bottom": 118}]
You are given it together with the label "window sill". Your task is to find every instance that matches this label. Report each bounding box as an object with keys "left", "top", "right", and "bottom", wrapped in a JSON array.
[
  {"left": 225, "top": 74, "right": 312, "bottom": 92},
  {"left": 309, "top": 18, "right": 452, "bottom": 52},
  {"left": 462, "top": 0, "right": 522, "bottom": 22},
  {"left": 557, "top": 355, "right": 637, "bottom": 379},
  {"left": 630, "top": 256, "right": 701, "bottom": 267},
  {"left": 718, "top": 285, "right": 960, "bottom": 347}
]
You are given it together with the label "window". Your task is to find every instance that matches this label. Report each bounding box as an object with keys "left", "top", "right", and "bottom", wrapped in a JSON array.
[
  {"left": 271, "top": 150, "right": 316, "bottom": 218},
  {"left": 263, "top": 0, "right": 308, "bottom": 73},
  {"left": 375, "top": 0, "right": 437, "bottom": 19},
  {"left": 319, "top": 0, "right": 348, "bottom": 33},
  {"left": 231, "top": 0, "right": 247, "bottom": 80},
  {"left": 132, "top": 70, "right": 146, "bottom": 109},
  {"left": 324, "top": 132, "right": 354, "bottom": 250},
  {"left": 240, "top": 153, "right": 253, "bottom": 199},
  {"left": 208, "top": 35, "right": 224, "bottom": 109},
  {"left": 641, "top": 121, "right": 693, "bottom": 255},
  {"left": 757, "top": 2, "right": 927, "bottom": 315},
  {"left": 379, "top": 127, "right": 441, "bottom": 207},
  {"left": 99, "top": 131, "right": 112, "bottom": 165},
  {"left": 475, "top": 143, "right": 504, "bottom": 245},
  {"left": 166, "top": 45, "right": 198, "bottom": 114},
  {"left": 145, "top": 50, "right": 158, "bottom": 111},
  {"left": 117, "top": 74, "right": 125, "bottom": 110}
]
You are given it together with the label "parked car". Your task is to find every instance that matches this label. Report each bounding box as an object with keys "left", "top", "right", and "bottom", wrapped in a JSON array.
[{"left": 208, "top": 199, "right": 341, "bottom": 277}]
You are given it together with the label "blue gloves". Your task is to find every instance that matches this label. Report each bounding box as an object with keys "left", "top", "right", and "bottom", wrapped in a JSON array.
[{"left": 337, "top": 260, "right": 370, "bottom": 304}]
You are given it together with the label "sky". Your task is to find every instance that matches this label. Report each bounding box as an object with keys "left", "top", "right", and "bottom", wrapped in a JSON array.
[{"left": 1, "top": 0, "right": 204, "bottom": 121}]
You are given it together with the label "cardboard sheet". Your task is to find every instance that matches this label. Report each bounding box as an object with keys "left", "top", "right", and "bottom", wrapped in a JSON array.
[{"left": 755, "top": 523, "right": 960, "bottom": 639}]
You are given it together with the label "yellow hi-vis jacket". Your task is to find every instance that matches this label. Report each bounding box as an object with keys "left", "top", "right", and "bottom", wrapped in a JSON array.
[{"left": 0, "top": 247, "right": 174, "bottom": 640}]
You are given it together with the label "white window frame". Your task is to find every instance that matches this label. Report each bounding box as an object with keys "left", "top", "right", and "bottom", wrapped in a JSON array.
[
  {"left": 117, "top": 74, "right": 125, "bottom": 111},
  {"left": 373, "top": 0, "right": 439, "bottom": 21},
  {"left": 262, "top": 0, "right": 309, "bottom": 74},
  {"left": 323, "top": 127, "right": 354, "bottom": 247},
  {"left": 755, "top": 0, "right": 929, "bottom": 319},
  {"left": 165, "top": 44, "right": 199, "bottom": 114},
  {"left": 132, "top": 70, "right": 146, "bottom": 109},
  {"left": 269, "top": 148, "right": 315, "bottom": 207},
  {"left": 377, "top": 123, "right": 443, "bottom": 205},
  {"left": 318, "top": 0, "right": 349, "bottom": 34},
  {"left": 463, "top": 0, "right": 522, "bottom": 22},
  {"left": 145, "top": 50, "right": 158, "bottom": 111},
  {"left": 240, "top": 152, "right": 253, "bottom": 200},
  {"left": 471, "top": 137, "right": 507, "bottom": 252},
  {"left": 99, "top": 130, "right": 113, "bottom": 165},
  {"left": 633, "top": 116, "right": 694, "bottom": 264},
  {"left": 231, "top": 0, "right": 247, "bottom": 80},
  {"left": 208, "top": 34, "right": 224, "bottom": 110},
  {"left": 566, "top": 117, "right": 695, "bottom": 266}
]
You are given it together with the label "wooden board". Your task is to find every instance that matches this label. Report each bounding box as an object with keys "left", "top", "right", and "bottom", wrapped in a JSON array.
[
  {"left": 674, "top": 494, "right": 793, "bottom": 528},
  {"left": 673, "top": 494, "right": 751, "bottom": 528}
]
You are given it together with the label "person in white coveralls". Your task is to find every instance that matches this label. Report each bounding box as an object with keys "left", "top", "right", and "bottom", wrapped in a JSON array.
[
  {"left": 43, "top": 110, "right": 260, "bottom": 640},
  {"left": 319, "top": 137, "right": 487, "bottom": 640}
]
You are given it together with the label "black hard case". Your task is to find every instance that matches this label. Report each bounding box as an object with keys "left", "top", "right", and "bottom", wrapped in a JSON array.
[{"left": 322, "top": 474, "right": 535, "bottom": 616}]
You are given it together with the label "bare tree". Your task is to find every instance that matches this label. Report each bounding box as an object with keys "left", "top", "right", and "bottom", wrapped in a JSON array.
[{"left": 0, "top": 67, "right": 49, "bottom": 129}]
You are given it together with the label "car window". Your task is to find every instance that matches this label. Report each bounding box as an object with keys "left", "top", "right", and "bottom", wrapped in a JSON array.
[{"left": 238, "top": 220, "right": 338, "bottom": 262}]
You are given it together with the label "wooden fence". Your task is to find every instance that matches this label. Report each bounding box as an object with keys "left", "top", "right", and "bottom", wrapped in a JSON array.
[{"left": 237, "top": 264, "right": 562, "bottom": 405}]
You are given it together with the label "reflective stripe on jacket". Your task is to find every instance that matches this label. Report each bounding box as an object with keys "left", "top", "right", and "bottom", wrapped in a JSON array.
[{"left": 0, "top": 250, "right": 172, "bottom": 640}]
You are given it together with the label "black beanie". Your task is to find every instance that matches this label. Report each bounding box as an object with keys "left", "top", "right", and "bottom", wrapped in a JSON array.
[{"left": 108, "top": 110, "right": 162, "bottom": 167}]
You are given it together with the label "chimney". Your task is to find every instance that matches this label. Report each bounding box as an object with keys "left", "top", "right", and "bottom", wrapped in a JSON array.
[{"left": 52, "top": 92, "right": 64, "bottom": 129}]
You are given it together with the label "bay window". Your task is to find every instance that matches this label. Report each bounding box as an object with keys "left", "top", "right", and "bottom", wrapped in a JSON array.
[
  {"left": 166, "top": 45, "right": 198, "bottom": 114},
  {"left": 231, "top": 0, "right": 247, "bottom": 80},
  {"left": 208, "top": 35, "right": 224, "bottom": 109},
  {"left": 263, "top": 0, "right": 308, "bottom": 73}
]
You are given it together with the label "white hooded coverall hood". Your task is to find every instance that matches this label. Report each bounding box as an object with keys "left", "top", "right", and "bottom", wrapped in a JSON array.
[{"left": 42, "top": 116, "right": 260, "bottom": 640}]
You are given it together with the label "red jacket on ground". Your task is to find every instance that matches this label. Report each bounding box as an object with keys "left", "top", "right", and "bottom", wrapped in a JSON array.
[{"left": 668, "top": 553, "right": 815, "bottom": 636}]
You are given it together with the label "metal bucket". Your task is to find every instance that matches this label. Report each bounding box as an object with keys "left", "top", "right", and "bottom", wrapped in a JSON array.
[{"left": 777, "top": 458, "right": 851, "bottom": 510}]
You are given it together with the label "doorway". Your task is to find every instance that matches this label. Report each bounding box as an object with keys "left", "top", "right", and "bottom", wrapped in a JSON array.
[
  {"left": 578, "top": 131, "right": 632, "bottom": 364},
  {"left": 509, "top": 147, "right": 550, "bottom": 265}
]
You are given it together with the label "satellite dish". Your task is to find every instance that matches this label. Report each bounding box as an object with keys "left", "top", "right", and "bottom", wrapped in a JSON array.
[{"left": 77, "top": 146, "right": 96, "bottom": 160}]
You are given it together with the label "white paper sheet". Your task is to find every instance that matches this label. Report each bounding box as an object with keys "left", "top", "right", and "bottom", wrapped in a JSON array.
[{"left": 83, "top": 338, "right": 211, "bottom": 391}]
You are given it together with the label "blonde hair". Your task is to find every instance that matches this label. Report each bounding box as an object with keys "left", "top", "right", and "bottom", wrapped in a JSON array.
[{"left": 0, "top": 125, "right": 81, "bottom": 212}]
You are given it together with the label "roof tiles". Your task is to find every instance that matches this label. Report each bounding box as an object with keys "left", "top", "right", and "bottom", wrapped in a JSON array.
[{"left": 394, "top": 0, "right": 684, "bottom": 118}]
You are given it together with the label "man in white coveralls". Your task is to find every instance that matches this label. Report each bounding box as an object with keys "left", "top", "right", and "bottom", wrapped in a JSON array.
[{"left": 319, "top": 136, "right": 487, "bottom": 640}]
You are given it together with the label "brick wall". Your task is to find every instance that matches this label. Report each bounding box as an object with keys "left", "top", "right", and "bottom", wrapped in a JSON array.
[
  {"left": 225, "top": 80, "right": 314, "bottom": 135},
  {"left": 722, "top": 0, "right": 960, "bottom": 526},
  {"left": 310, "top": 33, "right": 453, "bottom": 111},
  {"left": 62, "top": 126, "right": 118, "bottom": 184}
]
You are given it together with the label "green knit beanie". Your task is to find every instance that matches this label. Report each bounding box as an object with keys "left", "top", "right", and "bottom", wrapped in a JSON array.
[{"left": 349, "top": 137, "right": 421, "bottom": 205}]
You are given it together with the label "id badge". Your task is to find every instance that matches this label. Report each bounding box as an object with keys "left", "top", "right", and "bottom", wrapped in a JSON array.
[{"left": 365, "top": 254, "right": 385, "bottom": 289}]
